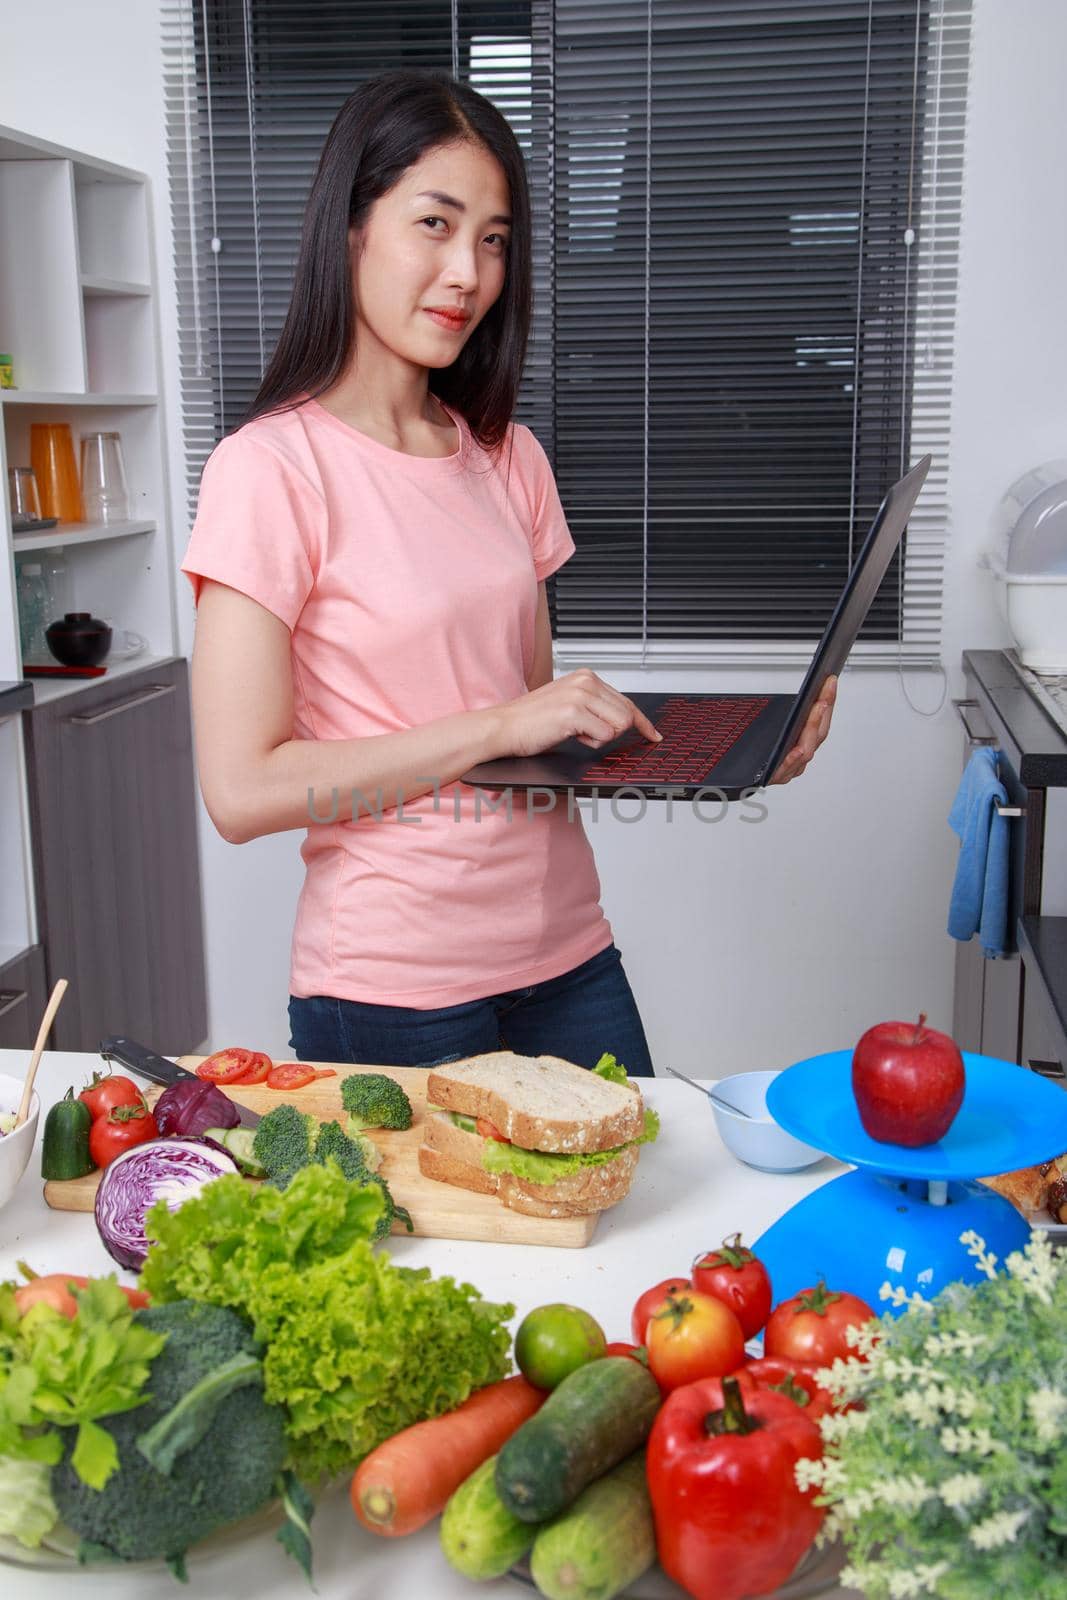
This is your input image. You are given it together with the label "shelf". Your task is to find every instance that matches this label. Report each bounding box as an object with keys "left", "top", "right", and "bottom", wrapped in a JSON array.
[
  {"left": 0, "top": 390, "right": 157, "bottom": 406},
  {"left": 12, "top": 519, "right": 155, "bottom": 554},
  {"left": 20, "top": 652, "right": 177, "bottom": 707},
  {"left": 81, "top": 276, "right": 150, "bottom": 297}
]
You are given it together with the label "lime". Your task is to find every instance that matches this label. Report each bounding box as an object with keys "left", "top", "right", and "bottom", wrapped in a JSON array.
[{"left": 514, "top": 1302, "right": 607, "bottom": 1389}]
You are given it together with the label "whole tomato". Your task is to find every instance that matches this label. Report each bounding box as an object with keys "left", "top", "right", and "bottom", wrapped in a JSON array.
[
  {"left": 88, "top": 1099, "right": 158, "bottom": 1168},
  {"left": 631, "top": 1276, "right": 691, "bottom": 1344},
  {"left": 645, "top": 1287, "right": 746, "bottom": 1393},
  {"left": 728, "top": 1356, "right": 835, "bottom": 1423},
  {"left": 691, "top": 1234, "right": 772, "bottom": 1340},
  {"left": 79, "top": 1072, "right": 144, "bottom": 1121},
  {"left": 763, "top": 1282, "right": 875, "bottom": 1367}
]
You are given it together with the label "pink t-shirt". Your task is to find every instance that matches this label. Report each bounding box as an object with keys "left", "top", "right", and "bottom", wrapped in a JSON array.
[{"left": 180, "top": 396, "right": 613, "bottom": 1008}]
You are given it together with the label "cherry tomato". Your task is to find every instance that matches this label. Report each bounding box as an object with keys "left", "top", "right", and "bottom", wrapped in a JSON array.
[
  {"left": 763, "top": 1282, "right": 876, "bottom": 1367},
  {"left": 476, "top": 1116, "right": 510, "bottom": 1142},
  {"left": 88, "top": 1099, "right": 158, "bottom": 1168},
  {"left": 605, "top": 1340, "right": 651, "bottom": 1367},
  {"left": 728, "top": 1356, "right": 835, "bottom": 1422},
  {"left": 691, "top": 1234, "right": 773, "bottom": 1340},
  {"left": 14, "top": 1274, "right": 150, "bottom": 1319},
  {"left": 196, "top": 1048, "right": 255, "bottom": 1084},
  {"left": 78, "top": 1073, "right": 143, "bottom": 1121},
  {"left": 631, "top": 1276, "right": 691, "bottom": 1345},
  {"left": 229, "top": 1050, "right": 273, "bottom": 1085},
  {"left": 266, "top": 1061, "right": 317, "bottom": 1090},
  {"left": 645, "top": 1287, "right": 747, "bottom": 1393}
]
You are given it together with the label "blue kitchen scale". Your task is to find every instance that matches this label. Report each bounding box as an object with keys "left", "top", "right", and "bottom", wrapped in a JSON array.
[{"left": 753, "top": 1050, "right": 1067, "bottom": 1316}]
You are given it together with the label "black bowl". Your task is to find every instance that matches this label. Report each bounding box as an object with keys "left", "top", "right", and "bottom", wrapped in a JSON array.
[{"left": 46, "top": 612, "right": 112, "bottom": 669}]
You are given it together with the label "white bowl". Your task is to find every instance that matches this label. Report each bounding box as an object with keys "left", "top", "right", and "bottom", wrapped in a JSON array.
[
  {"left": 709, "top": 1070, "right": 824, "bottom": 1173},
  {"left": 0, "top": 1073, "right": 41, "bottom": 1210}
]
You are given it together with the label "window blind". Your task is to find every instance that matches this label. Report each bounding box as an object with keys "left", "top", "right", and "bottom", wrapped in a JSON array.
[{"left": 162, "top": 0, "right": 970, "bottom": 665}]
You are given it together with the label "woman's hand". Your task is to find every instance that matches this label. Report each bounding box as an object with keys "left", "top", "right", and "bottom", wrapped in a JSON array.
[
  {"left": 495, "top": 668, "right": 663, "bottom": 760},
  {"left": 768, "top": 675, "right": 837, "bottom": 785}
]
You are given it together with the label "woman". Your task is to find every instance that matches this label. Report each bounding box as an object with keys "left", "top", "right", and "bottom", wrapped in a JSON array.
[{"left": 181, "top": 69, "right": 834, "bottom": 1079}]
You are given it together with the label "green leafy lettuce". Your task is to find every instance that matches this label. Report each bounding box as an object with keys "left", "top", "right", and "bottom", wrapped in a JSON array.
[
  {"left": 139, "top": 1164, "right": 514, "bottom": 1484},
  {"left": 591, "top": 1053, "right": 630, "bottom": 1086},
  {"left": 0, "top": 1277, "right": 165, "bottom": 1508},
  {"left": 480, "top": 1107, "right": 660, "bottom": 1185}
]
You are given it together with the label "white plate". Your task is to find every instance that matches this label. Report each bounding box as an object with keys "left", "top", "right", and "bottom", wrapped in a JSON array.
[
  {"left": 1027, "top": 1209, "right": 1067, "bottom": 1242},
  {"left": 0, "top": 1500, "right": 282, "bottom": 1573},
  {"left": 510, "top": 1538, "right": 847, "bottom": 1599}
]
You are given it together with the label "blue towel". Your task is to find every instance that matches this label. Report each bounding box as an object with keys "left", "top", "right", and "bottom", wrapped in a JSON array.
[{"left": 947, "top": 748, "right": 1010, "bottom": 958}]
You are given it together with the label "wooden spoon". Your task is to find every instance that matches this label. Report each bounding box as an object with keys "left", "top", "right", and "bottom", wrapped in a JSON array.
[{"left": 15, "top": 978, "right": 69, "bottom": 1128}]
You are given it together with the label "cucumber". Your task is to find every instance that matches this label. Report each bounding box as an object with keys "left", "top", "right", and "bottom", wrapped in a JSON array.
[
  {"left": 495, "top": 1357, "right": 661, "bottom": 1524},
  {"left": 440, "top": 1454, "right": 535, "bottom": 1580},
  {"left": 40, "top": 1088, "right": 94, "bottom": 1180},
  {"left": 204, "top": 1126, "right": 266, "bottom": 1177},
  {"left": 529, "top": 1451, "right": 655, "bottom": 1600}
]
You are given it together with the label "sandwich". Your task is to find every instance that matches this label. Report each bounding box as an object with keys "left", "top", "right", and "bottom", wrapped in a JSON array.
[{"left": 417, "top": 1050, "right": 659, "bottom": 1218}]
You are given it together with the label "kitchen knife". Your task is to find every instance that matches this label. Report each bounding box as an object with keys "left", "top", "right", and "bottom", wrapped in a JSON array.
[{"left": 97, "top": 1035, "right": 262, "bottom": 1129}]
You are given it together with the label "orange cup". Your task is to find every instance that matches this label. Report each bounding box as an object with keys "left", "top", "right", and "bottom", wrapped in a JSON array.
[{"left": 30, "top": 423, "right": 84, "bottom": 523}]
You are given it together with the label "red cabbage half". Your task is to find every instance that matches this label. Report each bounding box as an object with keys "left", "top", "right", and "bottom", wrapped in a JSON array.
[
  {"left": 94, "top": 1138, "right": 237, "bottom": 1270},
  {"left": 152, "top": 1076, "right": 241, "bottom": 1137}
]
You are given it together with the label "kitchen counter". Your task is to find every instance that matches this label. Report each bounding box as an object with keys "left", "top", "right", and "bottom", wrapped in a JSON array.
[
  {"left": 962, "top": 649, "right": 1067, "bottom": 786},
  {"left": 0, "top": 1050, "right": 862, "bottom": 1600}
]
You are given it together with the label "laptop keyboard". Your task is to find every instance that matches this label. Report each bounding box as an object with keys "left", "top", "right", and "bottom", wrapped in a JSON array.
[{"left": 580, "top": 695, "right": 771, "bottom": 785}]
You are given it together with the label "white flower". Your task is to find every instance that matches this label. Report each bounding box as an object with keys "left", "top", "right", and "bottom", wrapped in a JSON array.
[
  {"left": 886, "top": 1565, "right": 952, "bottom": 1598},
  {"left": 875, "top": 1473, "right": 935, "bottom": 1512},
  {"left": 939, "top": 1425, "right": 1002, "bottom": 1457},
  {"left": 1026, "top": 1387, "right": 1067, "bottom": 1445},
  {"left": 938, "top": 1471, "right": 986, "bottom": 1510},
  {"left": 968, "top": 1507, "right": 1029, "bottom": 1549},
  {"left": 959, "top": 1230, "right": 998, "bottom": 1279},
  {"left": 1006, "top": 1233, "right": 1058, "bottom": 1305},
  {"left": 879, "top": 1281, "right": 931, "bottom": 1312}
]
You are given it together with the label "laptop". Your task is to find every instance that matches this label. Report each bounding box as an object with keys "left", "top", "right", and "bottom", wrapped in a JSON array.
[{"left": 460, "top": 454, "right": 931, "bottom": 802}]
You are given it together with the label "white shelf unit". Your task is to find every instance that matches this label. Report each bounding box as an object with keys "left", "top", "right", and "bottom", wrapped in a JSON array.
[{"left": 0, "top": 124, "right": 178, "bottom": 689}]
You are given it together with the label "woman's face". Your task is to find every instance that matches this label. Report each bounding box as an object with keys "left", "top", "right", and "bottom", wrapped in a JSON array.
[{"left": 350, "top": 139, "right": 511, "bottom": 371}]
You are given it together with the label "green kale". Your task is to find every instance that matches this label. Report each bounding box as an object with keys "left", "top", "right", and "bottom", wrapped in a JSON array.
[
  {"left": 340, "top": 1072, "right": 413, "bottom": 1131},
  {"left": 50, "top": 1301, "right": 289, "bottom": 1569}
]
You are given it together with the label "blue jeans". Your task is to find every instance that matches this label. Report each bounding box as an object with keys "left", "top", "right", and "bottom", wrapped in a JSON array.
[{"left": 288, "top": 941, "right": 654, "bottom": 1077}]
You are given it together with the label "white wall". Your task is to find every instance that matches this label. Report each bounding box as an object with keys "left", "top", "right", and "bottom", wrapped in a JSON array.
[{"left": 4, "top": 0, "right": 1063, "bottom": 1070}]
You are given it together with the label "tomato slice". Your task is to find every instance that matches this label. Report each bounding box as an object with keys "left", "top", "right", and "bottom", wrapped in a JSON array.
[
  {"left": 196, "top": 1048, "right": 255, "bottom": 1084},
  {"left": 312, "top": 1068, "right": 337, "bottom": 1080},
  {"left": 266, "top": 1062, "right": 317, "bottom": 1090},
  {"left": 476, "top": 1116, "right": 510, "bottom": 1142},
  {"left": 229, "top": 1050, "right": 273, "bottom": 1085}
]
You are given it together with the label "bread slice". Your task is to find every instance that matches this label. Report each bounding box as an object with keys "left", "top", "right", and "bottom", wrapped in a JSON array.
[
  {"left": 425, "top": 1052, "right": 643, "bottom": 1154},
  {"left": 418, "top": 1111, "right": 639, "bottom": 1216}
]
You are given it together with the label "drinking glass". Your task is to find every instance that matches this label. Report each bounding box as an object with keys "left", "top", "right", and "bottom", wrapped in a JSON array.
[
  {"left": 30, "top": 423, "right": 84, "bottom": 522},
  {"left": 8, "top": 466, "right": 42, "bottom": 520},
  {"left": 80, "top": 431, "right": 130, "bottom": 524}
]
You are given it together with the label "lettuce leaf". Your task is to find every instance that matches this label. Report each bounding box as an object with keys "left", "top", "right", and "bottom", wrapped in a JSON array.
[
  {"left": 139, "top": 1166, "right": 514, "bottom": 1483},
  {"left": 0, "top": 1454, "right": 59, "bottom": 1549},
  {"left": 592, "top": 1053, "right": 630, "bottom": 1086},
  {"left": 0, "top": 1277, "right": 165, "bottom": 1491},
  {"left": 481, "top": 1107, "right": 660, "bottom": 1185}
]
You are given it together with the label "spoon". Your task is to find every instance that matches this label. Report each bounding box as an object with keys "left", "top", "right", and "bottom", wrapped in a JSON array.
[
  {"left": 15, "top": 978, "right": 69, "bottom": 1128},
  {"left": 665, "top": 1064, "right": 757, "bottom": 1121}
]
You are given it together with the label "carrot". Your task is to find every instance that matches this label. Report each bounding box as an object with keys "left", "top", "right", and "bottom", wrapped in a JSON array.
[
  {"left": 351, "top": 1374, "right": 545, "bottom": 1537},
  {"left": 12, "top": 1264, "right": 150, "bottom": 1319}
]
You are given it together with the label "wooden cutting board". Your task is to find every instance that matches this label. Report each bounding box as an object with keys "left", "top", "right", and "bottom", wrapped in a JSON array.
[{"left": 43, "top": 1058, "right": 599, "bottom": 1248}]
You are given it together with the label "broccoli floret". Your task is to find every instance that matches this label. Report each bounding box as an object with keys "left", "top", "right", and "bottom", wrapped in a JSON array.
[
  {"left": 340, "top": 1072, "right": 413, "bottom": 1131},
  {"left": 252, "top": 1103, "right": 316, "bottom": 1187},
  {"left": 313, "top": 1119, "right": 371, "bottom": 1183},
  {"left": 51, "top": 1301, "right": 287, "bottom": 1569}
]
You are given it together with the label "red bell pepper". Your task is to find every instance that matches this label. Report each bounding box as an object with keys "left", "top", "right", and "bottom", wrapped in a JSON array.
[
  {"left": 647, "top": 1375, "right": 825, "bottom": 1600},
  {"left": 727, "top": 1355, "right": 835, "bottom": 1422}
]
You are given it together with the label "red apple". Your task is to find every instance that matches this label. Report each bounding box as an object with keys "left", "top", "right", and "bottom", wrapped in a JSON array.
[{"left": 851, "top": 1012, "right": 965, "bottom": 1146}]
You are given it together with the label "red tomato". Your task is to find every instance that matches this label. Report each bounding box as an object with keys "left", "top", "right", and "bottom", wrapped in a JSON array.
[
  {"left": 266, "top": 1061, "right": 317, "bottom": 1090},
  {"left": 196, "top": 1048, "right": 255, "bottom": 1084},
  {"left": 88, "top": 1099, "right": 158, "bottom": 1168},
  {"left": 763, "top": 1282, "right": 876, "bottom": 1367},
  {"left": 78, "top": 1073, "right": 143, "bottom": 1121},
  {"left": 645, "top": 1288, "right": 747, "bottom": 1394},
  {"left": 229, "top": 1050, "right": 273, "bottom": 1085},
  {"left": 605, "top": 1340, "right": 650, "bottom": 1366},
  {"left": 729, "top": 1356, "right": 835, "bottom": 1422},
  {"left": 691, "top": 1234, "right": 773, "bottom": 1340},
  {"left": 476, "top": 1116, "right": 510, "bottom": 1142},
  {"left": 631, "top": 1277, "right": 691, "bottom": 1345},
  {"left": 14, "top": 1274, "right": 150, "bottom": 1319}
]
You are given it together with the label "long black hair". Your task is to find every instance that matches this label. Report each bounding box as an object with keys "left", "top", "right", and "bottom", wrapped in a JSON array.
[{"left": 242, "top": 69, "right": 531, "bottom": 455}]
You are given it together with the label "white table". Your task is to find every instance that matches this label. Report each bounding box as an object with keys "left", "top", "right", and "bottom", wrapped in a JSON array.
[{"left": 0, "top": 1050, "right": 861, "bottom": 1599}]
